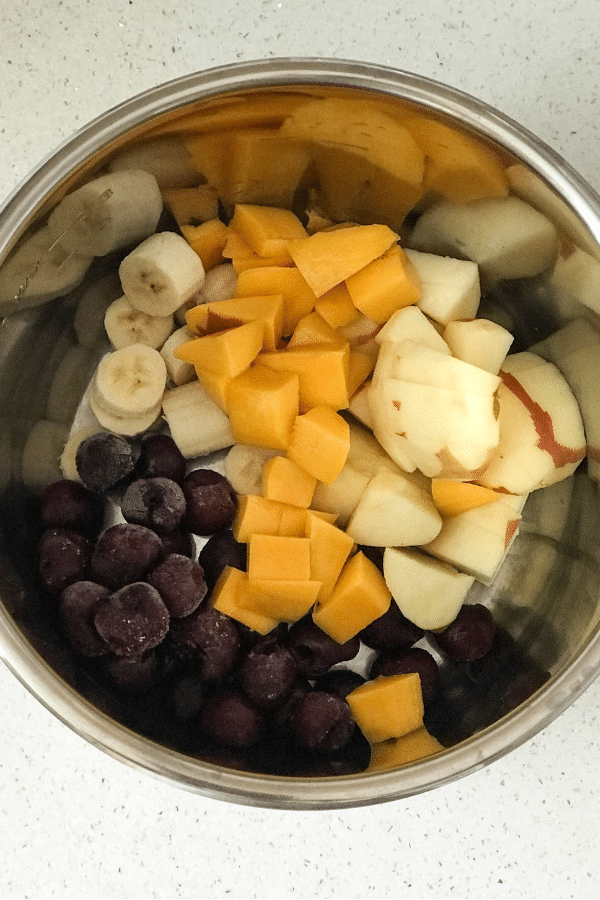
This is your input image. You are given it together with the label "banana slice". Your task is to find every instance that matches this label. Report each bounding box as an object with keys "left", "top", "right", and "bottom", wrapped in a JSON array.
[
  {"left": 160, "top": 326, "right": 197, "bottom": 386},
  {"left": 89, "top": 385, "right": 162, "bottom": 437},
  {"left": 119, "top": 231, "right": 205, "bottom": 317},
  {"left": 73, "top": 271, "right": 122, "bottom": 348},
  {"left": 224, "top": 443, "right": 281, "bottom": 495},
  {"left": 104, "top": 295, "right": 174, "bottom": 350},
  {"left": 93, "top": 344, "right": 167, "bottom": 418},
  {"left": 0, "top": 225, "right": 92, "bottom": 315},
  {"left": 46, "top": 169, "right": 163, "bottom": 257},
  {"left": 162, "top": 380, "right": 234, "bottom": 459},
  {"left": 60, "top": 424, "right": 107, "bottom": 481}
]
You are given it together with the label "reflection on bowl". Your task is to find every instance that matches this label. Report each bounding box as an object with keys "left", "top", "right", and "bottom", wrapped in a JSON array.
[{"left": 1, "top": 59, "right": 600, "bottom": 809}]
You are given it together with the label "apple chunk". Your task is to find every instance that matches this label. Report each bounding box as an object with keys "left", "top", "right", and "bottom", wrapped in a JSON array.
[
  {"left": 346, "top": 471, "right": 442, "bottom": 547},
  {"left": 383, "top": 547, "right": 474, "bottom": 630},
  {"left": 376, "top": 304, "right": 451, "bottom": 353},
  {"left": 443, "top": 318, "right": 514, "bottom": 375},
  {"left": 390, "top": 340, "right": 501, "bottom": 396},
  {"left": 403, "top": 248, "right": 481, "bottom": 324},
  {"left": 478, "top": 352, "right": 586, "bottom": 493}
]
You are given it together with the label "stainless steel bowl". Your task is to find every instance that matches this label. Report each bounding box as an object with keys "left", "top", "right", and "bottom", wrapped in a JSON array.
[{"left": 1, "top": 58, "right": 600, "bottom": 809}]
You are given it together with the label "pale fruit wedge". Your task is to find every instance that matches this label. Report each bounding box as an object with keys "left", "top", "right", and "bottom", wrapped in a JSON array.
[
  {"left": 383, "top": 547, "right": 474, "bottom": 631},
  {"left": 389, "top": 340, "right": 501, "bottom": 396},
  {"left": 375, "top": 304, "right": 451, "bottom": 353},
  {"left": 549, "top": 243, "right": 600, "bottom": 316},
  {"left": 162, "top": 380, "right": 234, "bottom": 458},
  {"left": 346, "top": 471, "right": 442, "bottom": 547},
  {"left": 443, "top": 318, "right": 514, "bottom": 375},
  {"left": 403, "top": 248, "right": 480, "bottom": 324}
]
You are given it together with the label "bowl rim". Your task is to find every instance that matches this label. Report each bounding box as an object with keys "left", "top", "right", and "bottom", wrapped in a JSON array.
[{"left": 2, "top": 56, "right": 600, "bottom": 808}]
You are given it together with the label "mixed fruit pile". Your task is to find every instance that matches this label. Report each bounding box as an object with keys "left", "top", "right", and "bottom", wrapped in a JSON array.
[{"left": 4, "top": 91, "right": 600, "bottom": 776}]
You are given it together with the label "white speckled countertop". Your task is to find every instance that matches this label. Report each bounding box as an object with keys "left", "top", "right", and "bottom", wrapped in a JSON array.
[{"left": 2, "top": 1, "right": 600, "bottom": 897}]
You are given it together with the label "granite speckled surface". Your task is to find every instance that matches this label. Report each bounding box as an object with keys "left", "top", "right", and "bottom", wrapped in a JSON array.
[{"left": 1, "top": 1, "right": 600, "bottom": 897}]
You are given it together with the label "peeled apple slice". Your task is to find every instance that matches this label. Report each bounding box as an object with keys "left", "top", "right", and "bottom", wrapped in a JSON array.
[
  {"left": 119, "top": 231, "right": 205, "bottom": 316},
  {"left": 0, "top": 225, "right": 92, "bottom": 314},
  {"left": 346, "top": 471, "right": 442, "bottom": 547},
  {"left": 92, "top": 344, "right": 167, "bottom": 418},
  {"left": 47, "top": 169, "right": 163, "bottom": 257}
]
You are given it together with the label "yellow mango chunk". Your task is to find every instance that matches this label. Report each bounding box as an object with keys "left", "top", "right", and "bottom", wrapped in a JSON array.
[
  {"left": 186, "top": 295, "right": 285, "bottom": 351},
  {"left": 224, "top": 130, "right": 312, "bottom": 207},
  {"left": 162, "top": 185, "right": 220, "bottom": 227},
  {"left": 247, "top": 534, "right": 311, "bottom": 581},
  {"left": 226, "top": 364, "right": 299, "bottom": 450},
  {"left": 262, "top": 455, "right": 316, "bottom": 508},
  {"left": 184, "top": 132, "right": 230, "bottom": 192},
  {"left": 347, "top": 673, "right": 425, "bottom": 744},
  {"left": 347, "top": 349, "right": 377, "bottom": 398},
  {"left": 405, "top": 115, "right": 509, "bottom": 203},
  {"left": 305, "top": 511, "right": 354, "bottom": 601},
  {"left": 232, "top": 494, "right": 286, "bottom": 542},
  {"left": 278, "top": 505, "right": 338, "bottom": 537},
  {"left": 314, "top": 283, "right": 361, "bottom": 328},
  {"left": 258, "top": 339, "right": 350, "bottom": 411},
  {"left": 345, "top": 244, "right": 421, "bottom": 324},
  {"left": 223, "top": 230, "right": 294, "bottom": 273},
  {"left": 234, "top": 266, "right": 317, "bottom": 336},
  {"left": 210, "top": 566, "right": 278, "bottom": 635},
  {"left": 164, "top": 93, "right": 309, "bottom": 137},
  {"left": 230, "top": 204, "right": 308, "bottom": 259},
  {"left": 312, "top": 550, "right": 391, "bottom": 643},
  {"left": 287, "top": 405, "right": 350, "bottom": 484},
  {"left": 194, "top": 366, "right": 231, "bottom": 412},
  {"left": 239, "top": 578, "right": 322, "bottom": 622},
  {"left": 367, "top": 727, "right": 444, "bottom": 771},
  {"left": 181, "top": 219, "right": 229, "bottom": 271},
  {"left": 287, "top": 311, "right": 339, "bottom": 348},
  {"left": 287, "top": 223, "right": 399, "bottom": 297},
  {"left": 431, "top": 479, "right": 499, "bottom": 518},
  {"left": 174, "top": 318, "right": 265, "bottom": 379}
]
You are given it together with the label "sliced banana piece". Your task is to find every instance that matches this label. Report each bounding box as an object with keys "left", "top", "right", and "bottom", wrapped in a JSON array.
[
  {"left": 89, "top": 386, "right": 162, "bottom": 437},
  {"left": 73, "top": 271, "right": 122, "bottom": 348},
  {"left": 104, "top": 294, "right": 174, "bottom": 350},
  {"left": 162, "top": 380, "right": 234, "bottom": 458},
  {"left": 93, "top": 344, "right": 167, "bottom": 418},
  {"left": 0, "top": 225, "right": 92, "bottom": 315},
  {"left": 160, "top": 326, "right": 197, "bottom": 386},
  {"left": 46, "top": 169, "right": 163, "bottom": 257},
  {"left": 22, "top": 419, "right": 70, "bottom": 494},
  {"left": 224, "top": 443, "right": 281, "bottom": 495},
  {"left": 119, "top": 231, "right": 205, "bottom": 316}
]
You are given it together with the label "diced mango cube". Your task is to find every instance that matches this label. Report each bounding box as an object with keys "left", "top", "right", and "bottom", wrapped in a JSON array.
[
  {"left": 247, "top": 534, "right": 311, "bottom": 581},
  {"left": 431, "top": 478, "right": 499, "bottom": 518},
  {"left": 312, "top": 550, "right": 391, "bottom": 643},
  {"left": 347, "top": 350, "right": 376, "bottom": 397},
  {"left": 181, "top": 218, "right": 229, "bottom": 271},
  {"left": 186, "top": 294, "right": 285, "bottom": 351},
  {"left": 239, "top": 578, "right": 321, "bottom": 622},
  {"left": 229, "top": 204, "right": 308, "bottom": 259},
  {"left": 277, "top": 503, "right": 311, "bottom": 537},
  {"left": 258, "top": 340, "right": 350, "bottom": 411},
  {"left": 287, "top": 311, "right": 339, "bottom": 348},
  {"left": 174, "top": 318, "right": 265, "bottom": 379},
  {"left": 347, "top": 673, "right": 425, "bottom": 743},
  {"left": 345, "top": 244, "right": 421, "bottom": 323},
  {"left": 287, "top": 223, "right": 399, "bottom": 297},
  {"left": 367, "top": 727, "right": 444, "bottom": 771},
  {"left": 232, "top": 494, "right": 285, "bottom": 542},
  {"left": 223, "top": 230, "right": 294, "bottom": 273},
  {"left": 224, "top": 130, "right": 311, "bottom": 207},
  {"left": 226, "top": 364, "right": 299, "bottom": 450},
  {"left": 162, "top": 185, "right": 220, "bottom": 227},
  {"left": 234, "top": 266, "right": 316, "bottom": 336},
  {"left": 314, "top": 282, "right": 361, "bottom": 328},
  {"left": 262, "top": 455, "right": 316, "bottom": 508},
  {"left": 305, "top": 511, "right": 354, "bottom": 601},
  {"left": 194, "top": 366, "right": 231, "bottom": 412},
  {"left": 210, "top": 566, "right": 278, "bottom": 634},
  {"left": 287, "top": 405, "right": 350, "bottom": 484}
]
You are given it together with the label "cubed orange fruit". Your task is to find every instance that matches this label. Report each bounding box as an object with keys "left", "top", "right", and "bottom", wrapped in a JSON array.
[
  {"left": 162, "top": 185, "right": 220, "bottom": 227},
  {"left": 304, "top": 511, "right": 354, "bottom": 601},
  {"left": 431, "top": 479, "right": 499, "bottom": 518},
  {"left": 262, "top": 455, "right": 316, "bottom": 508},
  {"left": 347, "top": 673, "right": 425, "bottom": 744},
  {"left": 312, "top": 550, "right": 391, "bottom": 643},
  {"left": 229, "top": 204, "right": 308, "bottom": 259},
  {"left": 174, "top": 318, "right": 265, "bottom": 379},
  {"left": 345, "top": 244, "right": 421, "bottom": 324},
  {"left": 223, "top": 229, "right": 294, "bottom": 273},
  {"left": 186, "top": 294, "right": 285, "bottom": 351},
  {"left": 367, "top": 727, "right": 444, "bottom": 771},
  {"left": 181, "top": 218, "right": 229, "bottom": 270},
  {"left": 286, "top": 405, "right": 350, "bottom": 484},
  {"left": 226, "top": 364, "right": 299, "bottom": 450},
  {"left": 258, "top": 339, "right": 350, "bottom": 411},
  {"left": 210, "top": 566, "right": 278, "bottom": 634},
  {"left": 234, "top": 266, "right": 316, "bottom": 336},
  {"left": 232, "top": 494, "right": 286, "bottom": 542},
  {"left": 287, "top": 311, "right": 339, "bottom": 348},
  {"left": 247, "top": 533, "right": 311, "bottom": 581},
  {"left": 314, "top": 282, "right": 361, "bottom": 328},
  {"left": 239, "top": 578, "right": 321, "bottom": 622}
]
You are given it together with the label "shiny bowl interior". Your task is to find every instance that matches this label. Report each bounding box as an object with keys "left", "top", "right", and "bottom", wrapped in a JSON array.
[{"left": 1, "top": 58, "right": 600, "bottom": 809}]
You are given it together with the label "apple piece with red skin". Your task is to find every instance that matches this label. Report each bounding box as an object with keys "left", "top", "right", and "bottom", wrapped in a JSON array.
[
  {"left": 478, "top": 351, "right": 586, "bottom": 494},
  {"left": 383, "top": 546, "right": 475, "bottom": 631},
  {"left": 443, "top": 318, "right": 514, "bottom": 375}
]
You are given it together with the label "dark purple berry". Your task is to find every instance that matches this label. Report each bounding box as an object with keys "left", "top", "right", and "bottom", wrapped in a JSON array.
[
  {"left": 100, "top": 649, "right": 163, "bottom": 694},
  {"left": 75, "top": 432, "right": 135, "bottom": 493},
  {"left": 369, "top": 647, "right": 439, "bottom": 705},
  {"left": 147, "top": 553, "right": 207, "bottom": 618},
  {"left": 58, "top": 580, "right": 111, "bottom": 657},
  {"left": 90, "top": 523, "right": 163, "bottom": 591},
  {"left": 286, "top": 615, "right": 360, "bottom": 679},
  {"left": 39, "top": 528, "right": 93, "bottom": 593},
  {"left": 238, "top": 636, "right": 298, "bottom": 708},
  {"left": 289, "top": 691, "right": 355, "bottom": 753},
  {"left": 314, "top": 668, "right": 366, "bottom": 699},
  {"left": 94, "top": 582, "right": 169, "bottom": 657},
  {"left": 135, "top": 432, "right": 187, "bottom": 483},
  {"left": 182, "top": 469, "right": 237, "bottom": 536},
  {"left": 168, "top": 605, "right": 240, "bottom": 681},
  {"left": 161, "top": 528, "right": 196, "bottom": 559},
  {"left": 360, "top": 601, "right": 424, "bottom": 654},
  {"left": 432, "top": 604, "right": 496, "bottom": 661},
  {"left": 41, "top": 480, "right": 104, "bottom": 538},
  {"left": 121, "top": 477, "right": 186, "bottom": 534},
  {"left": 198, "top": 529, "right": 246, "bottom": 590},
  {"left": 200, "top": 687, "right": 265, "bottom": 748}
]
